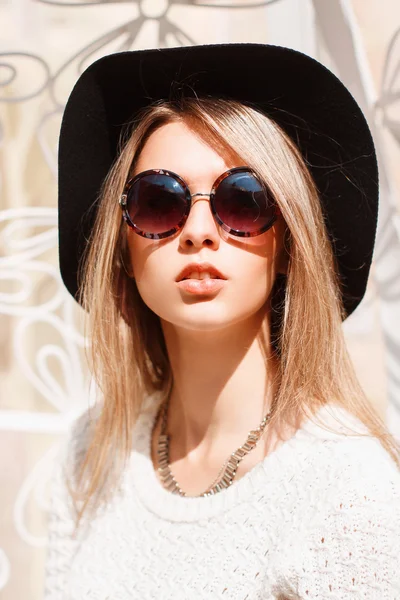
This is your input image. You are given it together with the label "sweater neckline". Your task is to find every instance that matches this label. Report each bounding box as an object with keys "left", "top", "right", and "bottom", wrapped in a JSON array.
[{"left": 128, "top": 395, "right": 328, "bottom": 523}]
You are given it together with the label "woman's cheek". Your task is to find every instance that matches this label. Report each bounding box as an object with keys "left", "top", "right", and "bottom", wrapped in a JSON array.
[{"left": 135, "top": 262, "right": 177, "bottom": 315}]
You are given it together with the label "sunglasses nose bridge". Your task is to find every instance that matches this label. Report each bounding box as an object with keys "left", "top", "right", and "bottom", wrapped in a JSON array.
[
  {"left": 179, "top": 192, "right": 220, "bottom": 242},
  {"left": 189, "top": 192, "right": 217, "bottom": 223},
  {"left": 191, "top": 192, "right": 211, "bottom": 204},
  {"left": 189, "top": 192, "right": 214, "bottom": 215}
]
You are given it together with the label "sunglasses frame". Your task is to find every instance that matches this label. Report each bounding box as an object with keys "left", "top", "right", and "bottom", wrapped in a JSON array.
[{"left": 119, "top": 166, "right": 280, "bottom": 240}]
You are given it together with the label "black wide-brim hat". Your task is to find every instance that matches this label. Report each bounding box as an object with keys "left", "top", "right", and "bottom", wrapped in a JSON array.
[{"left": 58, "top": 43, "right": 378, "bottom": 317}]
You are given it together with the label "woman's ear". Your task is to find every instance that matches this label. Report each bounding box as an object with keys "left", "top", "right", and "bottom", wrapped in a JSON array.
[
  {"left": 119, "top": 226, "right": 135, "bottom": 279},
  {"left": 277, "top": 248, "right": 289, "bottom": 275},
  {"left": 276, "top": 223, "right": 290, "bottom": 276},
  {"left": 120, "top": 250, "right": 135, "bottom": 279}
]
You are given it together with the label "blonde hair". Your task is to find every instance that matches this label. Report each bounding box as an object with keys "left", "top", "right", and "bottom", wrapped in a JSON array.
[{"left": 69, "top": 96, "right": 399, "bottom": 533}]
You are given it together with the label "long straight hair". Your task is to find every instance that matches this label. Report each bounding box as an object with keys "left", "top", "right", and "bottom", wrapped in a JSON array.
[{"left": 69, "top": 96, "right": 399, "bottom": 533}]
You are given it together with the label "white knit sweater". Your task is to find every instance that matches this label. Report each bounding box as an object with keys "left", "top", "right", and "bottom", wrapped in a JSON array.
[{"left": 43, "top": 394, "right": 400, "bottom": 600}]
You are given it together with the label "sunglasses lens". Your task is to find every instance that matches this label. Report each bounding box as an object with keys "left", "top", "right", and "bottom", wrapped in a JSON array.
[
  {"left": 126, "top": 172, "right": 188, "bottom": 235},
  {"left": 214, "top": 170, "right": 276, "bottom": 235}
]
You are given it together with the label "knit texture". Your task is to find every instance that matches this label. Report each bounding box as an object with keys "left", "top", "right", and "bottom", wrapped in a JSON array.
[{"left": 43, "top": 394, "right": 400, "bottom": 599}]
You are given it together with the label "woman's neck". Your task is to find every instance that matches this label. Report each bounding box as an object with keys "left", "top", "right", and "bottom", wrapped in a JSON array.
[{"left": 160, "top": 310, "right": 280, "bottom": 465}]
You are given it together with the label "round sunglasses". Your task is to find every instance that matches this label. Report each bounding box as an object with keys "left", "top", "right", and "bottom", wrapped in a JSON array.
[{"left": 119, "top": 166, "right": 279, "bottom": 240}]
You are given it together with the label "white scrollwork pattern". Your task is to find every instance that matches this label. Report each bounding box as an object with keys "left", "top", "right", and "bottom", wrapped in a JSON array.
[{"left": 1, "top": 0, "right": 400, "bottom": 597}]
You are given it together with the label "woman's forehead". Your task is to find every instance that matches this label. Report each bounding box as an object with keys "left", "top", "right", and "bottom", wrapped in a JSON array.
[{"left": 133, "top": 121, "right": 243, "bottom": 185}]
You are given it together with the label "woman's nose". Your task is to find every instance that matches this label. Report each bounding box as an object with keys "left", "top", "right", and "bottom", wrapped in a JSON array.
[{"left": 178, "top": 194, "right": 221, "bottom": 249}]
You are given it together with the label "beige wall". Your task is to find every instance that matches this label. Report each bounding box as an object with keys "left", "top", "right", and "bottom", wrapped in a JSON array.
[{"left": 1, "top": 1, "right": 400, "bottom": 598}]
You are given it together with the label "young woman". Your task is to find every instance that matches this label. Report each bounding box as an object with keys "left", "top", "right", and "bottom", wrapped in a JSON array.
[{"left": 45, "top": 44, "right": 400, "bottom": 599}]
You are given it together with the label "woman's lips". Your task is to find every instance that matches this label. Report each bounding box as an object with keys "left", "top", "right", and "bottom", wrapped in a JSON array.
[{"left": 176, "top": 278, "right": 226, "bottom": 295}]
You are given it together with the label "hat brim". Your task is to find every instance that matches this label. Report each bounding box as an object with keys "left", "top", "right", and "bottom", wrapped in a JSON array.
[{"left": 58, "top": 43, "right": 378, "bottom": 317}]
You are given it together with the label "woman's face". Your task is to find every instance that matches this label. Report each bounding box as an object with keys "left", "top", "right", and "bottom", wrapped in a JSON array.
[{"left": 126, "top": 120, "right": 287, "bottom": 333}]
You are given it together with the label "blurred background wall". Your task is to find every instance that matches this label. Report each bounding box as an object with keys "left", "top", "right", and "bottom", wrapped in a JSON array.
[{"left": 0, "top": 0, "right": 400, "bottom": 597}]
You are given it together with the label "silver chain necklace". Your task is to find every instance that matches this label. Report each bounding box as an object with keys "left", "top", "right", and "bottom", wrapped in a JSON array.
[{"left": 156, "top": 395, "right": 272, "bottom": 497}]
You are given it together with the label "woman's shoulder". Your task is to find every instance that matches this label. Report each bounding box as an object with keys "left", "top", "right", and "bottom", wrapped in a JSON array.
[
  {"left": 61, "top": 391, "right": 161, "bottom": 461},
  {"left": 67, "top": 402, "right": 102, "bottom": 448},
  {"left": 50, "top": 403, "right": 102, "bottom": 488},
  {"left": 283, "top": 405, "right": 400, "bottom": 599},
  {"left": 295, "top": 402, "right": 400, "bottom": 503}
]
